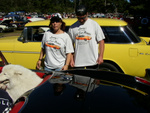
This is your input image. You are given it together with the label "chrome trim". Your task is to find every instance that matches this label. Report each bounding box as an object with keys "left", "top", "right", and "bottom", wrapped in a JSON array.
[{"left": 1, "top": 51, "right": 40, "bottom": 54}]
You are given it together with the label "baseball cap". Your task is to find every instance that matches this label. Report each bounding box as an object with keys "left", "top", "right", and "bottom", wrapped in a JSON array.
[
  {"left": 51, "top": 13, "right": 62, "bottom": 22},
  {"left": 75, "top": 5, "right": 87, "bottom": 16}
]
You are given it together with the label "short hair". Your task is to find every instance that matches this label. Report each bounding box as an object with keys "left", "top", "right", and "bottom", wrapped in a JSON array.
[{"left": 75, "top": 5, "right": 87, "bottom": 16}]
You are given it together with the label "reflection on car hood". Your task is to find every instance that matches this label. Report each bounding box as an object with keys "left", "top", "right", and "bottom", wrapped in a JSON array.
[{"left": 18, "top": 70, "right": 150, "bottom": 113}]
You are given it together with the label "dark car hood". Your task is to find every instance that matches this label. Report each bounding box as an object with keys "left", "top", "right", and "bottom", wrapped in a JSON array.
[
  {"left": 0, "top": 19, "right": 13, "bottom": 24},
  {"left": 19, "top": 70, "right": 150, "bottom": 113}
]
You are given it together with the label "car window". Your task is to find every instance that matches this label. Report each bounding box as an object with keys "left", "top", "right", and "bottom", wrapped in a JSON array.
[
  {"left": 18, "top": 26, "right": 50, "bottom": 42},
  {"left": 102, "top": 26, "right": 141, "bottom": 43},
  {"left": 32, "top": 27, "right": 49, "bottom": 41}
]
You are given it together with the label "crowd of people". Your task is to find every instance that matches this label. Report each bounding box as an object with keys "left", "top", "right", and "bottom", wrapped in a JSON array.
[{"left": 0, "top": 10, "right": 124, "bottom": 22}]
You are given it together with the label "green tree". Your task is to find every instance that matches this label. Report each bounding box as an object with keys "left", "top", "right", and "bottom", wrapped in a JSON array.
[
  {"left": 0, "top": 0, "right": 146, "bottom": 17},
  {"left": 129, "top": 0, "right": 150, "bottom": 16}
]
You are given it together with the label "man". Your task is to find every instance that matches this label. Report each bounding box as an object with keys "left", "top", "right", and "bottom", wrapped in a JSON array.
[{"left": 68, "top": 5, "right": 105, "bottom": 69}]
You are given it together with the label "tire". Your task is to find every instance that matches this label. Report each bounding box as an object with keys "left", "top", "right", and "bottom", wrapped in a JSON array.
[
  {"left": 141, "top": 18, "right": 149, "bottom": 25},
  {"left": 98, "top": 62, "right": 119, "bottom": 72},
  {"left": 0, "top": 28, "right": 3, "bottom": 33}
]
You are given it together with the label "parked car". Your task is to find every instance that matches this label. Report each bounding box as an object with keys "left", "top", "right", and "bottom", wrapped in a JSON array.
[
  {"left": 124, "top": 17, "right": 150, "bottom": 37},
  {"left": 92, "top": 13, "right": 102, "bottom": 18},
  {"left": 10, "top": 18, "right": 26, "bottom": 30},
  {"left": 0, "top": 18, "right": 150, "bottom": 78},
  {"left": 9, "top": 69, "right": 150, "bottom": 113},
  {"left": 4, "top": 14, "right": 26, "bottom": 30},
  {"left": 0, "top": 19, "right": 14, "bottom": 33},
  {"left": 26, "top": 17, "right": 45, "bottom": 22}
]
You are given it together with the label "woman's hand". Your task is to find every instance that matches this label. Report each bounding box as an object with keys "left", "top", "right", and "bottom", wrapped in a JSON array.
[{"left": 36, "top": 60, "right": 42, "bottom": 70}]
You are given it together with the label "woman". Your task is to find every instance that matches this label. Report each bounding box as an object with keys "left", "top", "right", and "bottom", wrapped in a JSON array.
[{"left": 36, "top": 13, "right": 74, "bottom": 72}]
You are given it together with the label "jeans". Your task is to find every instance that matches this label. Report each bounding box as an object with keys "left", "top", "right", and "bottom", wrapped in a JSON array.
[
  {"left": 74, "top": 64, "right": 98, "bottom": 69},
  {"left": 44, "top": 67, "right": 62, "bottom": 72}
]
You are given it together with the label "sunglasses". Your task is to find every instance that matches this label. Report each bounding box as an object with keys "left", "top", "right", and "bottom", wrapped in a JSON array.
[
  {"left": 51, "top": 20, "right": 61, "bottom": 23},
  {"left": 77, "top": 16, "right": 87, "bottom": 20},
  {"left": 51, "top": 17, "right": 62, "bottom": 23}
]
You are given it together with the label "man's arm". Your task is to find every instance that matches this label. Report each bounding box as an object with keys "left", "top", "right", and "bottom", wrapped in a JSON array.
[{"left": 97, "top": 39, "right": 105, "bottom": 65}]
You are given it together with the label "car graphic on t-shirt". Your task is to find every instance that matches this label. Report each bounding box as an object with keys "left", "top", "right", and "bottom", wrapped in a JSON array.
[
  {"left": 45, "top": 43, "right": 60, "bottom": 49},
  {"left": 76, "top": 36, "right": 92, "bottom": 41}
]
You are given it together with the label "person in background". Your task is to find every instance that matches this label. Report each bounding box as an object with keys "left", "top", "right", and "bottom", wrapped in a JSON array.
[
  {"left": 36, "top": 13, "right": 74, "bottom": 72},
  {"left": 68, "top": 5, "right": 105, "bottom": 69},
  {"left": 0, "top": 89, "right": 13, "bottom": 113}
]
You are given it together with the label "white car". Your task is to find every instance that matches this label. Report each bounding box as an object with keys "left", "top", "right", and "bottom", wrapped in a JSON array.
[{"left": 27, "top": 17, "right": 45, "bottom": 22}]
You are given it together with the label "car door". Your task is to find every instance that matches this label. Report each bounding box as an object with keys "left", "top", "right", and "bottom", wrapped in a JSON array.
[
  {"left": 13, "top": 27, "right": 47, "bottom": 69},
  {"left": 102, "top": 26, "right": 150, "bottom": 77}
]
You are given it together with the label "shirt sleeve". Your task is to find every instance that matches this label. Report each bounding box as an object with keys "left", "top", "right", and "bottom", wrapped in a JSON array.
[
  {"left": 68, "top": 28, "right": 75, "bottom": 43},
  {"left": 65, "top": 33, "right": 74, "bottom": 54},
  {"left": 95, "top": 22, "right": 105, "bottom": 42}
]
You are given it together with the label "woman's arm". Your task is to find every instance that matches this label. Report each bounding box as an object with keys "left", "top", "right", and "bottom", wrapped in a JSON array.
[
  {"left": 62, "top": 53, "right": 72, "bottom": 70},
  {"left": 36, "top": 48, "right": 45, "bottom": 70}
]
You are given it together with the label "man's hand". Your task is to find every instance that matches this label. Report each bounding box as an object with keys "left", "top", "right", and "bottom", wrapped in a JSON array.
[{"left": 97, "top": 56, "right": 104, "bottom": 65}]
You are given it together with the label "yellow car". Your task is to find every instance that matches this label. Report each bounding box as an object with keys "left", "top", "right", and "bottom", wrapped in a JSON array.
[
  {"left": 45, "top": 43, "right": 60, "bottom": 49},
  {"left": 0, "top": 18, "right": 150, "bottom": 78},
  {"left": 76, "top": 36, "right": 92, "bottom": 41}
]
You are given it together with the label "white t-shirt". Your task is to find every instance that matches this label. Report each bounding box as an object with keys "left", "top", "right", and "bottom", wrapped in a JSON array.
[
  {"left": 68, "top": 18, "right": 105, "bottom": 67},
  {"left": 41, "top": 31, "right": 74, "bottom": 69}
]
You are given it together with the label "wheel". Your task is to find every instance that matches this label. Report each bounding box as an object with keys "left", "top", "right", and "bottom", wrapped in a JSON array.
[
  {"left": 0, "top": 28, "right": 3, "bottom": 33},
  {"left": 98, "top": 62, "right": 119, "bottom": 72}
]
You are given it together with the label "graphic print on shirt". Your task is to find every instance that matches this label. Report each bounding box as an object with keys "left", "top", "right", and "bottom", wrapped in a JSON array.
[
  {"left": 0, "top": 98, "right": 12, "bottom": 113},
  {"left": 75, "top": 27, "right": 92, "bottom": 45},
  {"left": 45, "top": 36, "right": 61, "bottom": 51}
]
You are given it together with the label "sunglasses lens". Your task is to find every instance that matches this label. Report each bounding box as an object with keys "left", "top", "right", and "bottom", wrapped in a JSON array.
[
  {"left": 51, "top": 20, "right": 60, "bottom": 23},
  {"left": 51, "top": 17, "right": 61, "bottom": 23},
  {"left": 77, "top": 16, "right": 86, "bottom": 20}
]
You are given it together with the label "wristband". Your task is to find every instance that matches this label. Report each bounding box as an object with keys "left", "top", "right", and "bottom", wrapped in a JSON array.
[{"left": 39, "top": 59, "right": 42, "bottom": 61}]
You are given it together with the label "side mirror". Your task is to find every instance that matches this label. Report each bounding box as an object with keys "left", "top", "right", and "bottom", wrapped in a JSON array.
[{"left": 23, "top": 27, "right": 33, "bottom": 43}]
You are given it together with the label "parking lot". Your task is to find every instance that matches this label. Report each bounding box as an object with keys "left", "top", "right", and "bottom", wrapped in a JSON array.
[{"left": 0, "top": 29, "right": 22, "bottom": 38}]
